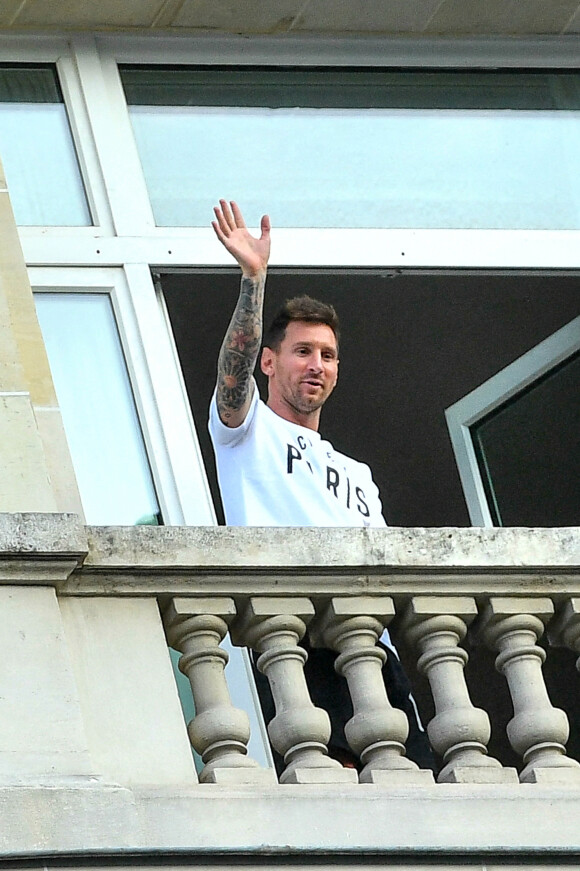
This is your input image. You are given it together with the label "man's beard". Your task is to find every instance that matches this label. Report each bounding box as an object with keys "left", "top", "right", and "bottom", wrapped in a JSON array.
[{"left": 284, "top": 385, "right": 328, "bottom": 416}]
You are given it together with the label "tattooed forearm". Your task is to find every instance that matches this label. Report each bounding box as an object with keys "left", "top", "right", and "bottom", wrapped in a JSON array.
[{"left": 216, "top": 271, "right": 266, "bottom": 425}]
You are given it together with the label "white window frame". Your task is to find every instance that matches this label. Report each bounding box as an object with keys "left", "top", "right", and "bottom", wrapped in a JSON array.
[
  {"left": 92, "top": 33, "right": 580, "bottom": 269},
  {"left": 30, "top": 266, "right": 215, "bottom": 527},
  {"left": 0, "top": 37, "right": 116, "bottom": 236},
  {"left": 445, "top": 314, "right": 580, "bottom": 526},
  {"left": 0, "top": 33, "right": 574, "bottom": 271}
]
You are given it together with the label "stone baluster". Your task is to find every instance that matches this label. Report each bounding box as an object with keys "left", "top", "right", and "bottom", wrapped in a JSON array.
[
  {"left": 310, "top": 596, "right": 434, "bottom": 784},
  {"left": 402, "top": 596, "right": 517, "bottom": 783},
  {"left": 549, "top": 598, "right": 580, "bottom": 672},
  {"left": 478, "top": 596, "right": 580, "bottom": 784},
  {"left": 164, "top": 597, "right": 271, "bottom": 784},
  {"left": 231, "top": 597, "right": 357, "bottom": 784}
]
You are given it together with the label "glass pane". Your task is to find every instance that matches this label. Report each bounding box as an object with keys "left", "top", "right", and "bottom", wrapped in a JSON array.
[
  {"left": 35, "top": 292, "right": 160, "bottom": 525},
  {"left": 0, "top": 65, "right": 91, "bottom": 226},
  {"left": 472, "top": 350, "right": 580, "bottom": 526},
  {"left": 120, "top": 67, "right": 580, "bottom": 230}
]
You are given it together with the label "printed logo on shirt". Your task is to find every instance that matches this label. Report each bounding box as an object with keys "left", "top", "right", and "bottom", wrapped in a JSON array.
[{"left": 286, "top": 441, "right": 370, "bottom": 518}]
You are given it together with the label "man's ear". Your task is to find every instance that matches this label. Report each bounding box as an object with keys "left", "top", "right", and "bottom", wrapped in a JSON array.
[{"left": 260, "top": 346, "right": 274, "bottom": 376}]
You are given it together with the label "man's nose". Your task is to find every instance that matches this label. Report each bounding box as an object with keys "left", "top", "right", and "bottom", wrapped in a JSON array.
[{"left": 307, "top": 352, "right": 323, "bottom": 372}]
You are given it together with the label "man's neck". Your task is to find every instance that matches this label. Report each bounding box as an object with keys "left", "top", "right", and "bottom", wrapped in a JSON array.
[{"left": 266, "top": 396, "right": 321, "bottom": 431}]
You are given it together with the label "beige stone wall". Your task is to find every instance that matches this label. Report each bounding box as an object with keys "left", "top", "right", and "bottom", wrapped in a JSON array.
[{"left": 0, "top": 156, "right": 83, "bottom": 515}]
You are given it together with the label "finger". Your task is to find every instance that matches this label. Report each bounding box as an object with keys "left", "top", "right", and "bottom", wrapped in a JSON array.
[
  {"left": 213, "top": 205, "right": 231, "bottom": 236},
  {"left": 260, "top": 214, "right": 271, "bottom": 239},
  {"left": 211, "top": 219, "right": 227, "bottom": 244},
  {"left": 219, "top": 198, "right": 236, "bottom": 231},
  {"left": 230, "top": 201, "right": 246, "bottom": 229}
]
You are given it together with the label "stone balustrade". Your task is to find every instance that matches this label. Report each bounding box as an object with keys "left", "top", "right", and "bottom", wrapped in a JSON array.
[
  {"left": 2, "top": 514, "right": 580, "bottom": 863},
  {"left": 164, "top": 589, "right": 580, "bottom": 787},
  {"left": 60, "top": 519, "right": 580, "bottom": 786}
]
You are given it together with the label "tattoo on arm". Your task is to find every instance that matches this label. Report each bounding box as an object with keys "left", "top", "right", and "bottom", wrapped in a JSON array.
[{"left": 216, "top": 272, "right": 266, "bottom": 424}]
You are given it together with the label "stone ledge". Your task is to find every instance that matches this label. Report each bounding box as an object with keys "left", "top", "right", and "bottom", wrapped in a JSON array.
[
  {"left": 0, "top": 512, "right": 87, "bottom": 556},
  {"left": 57, "top": 525, "right": 580, "bottom": 598},
  {"left": 0, "top": 513, "right": 87, "bottom": 584},
  {"left": 0, "top": 783, "right": 136, "bottom": 856},
  {"left": 1, "top": 519, "right": 579, "bottom": 599},
  {"left": 83, "top": 526, "right": 580, "bottom": 571},
  {"left": 2, "top": 784, "right": 580, "bottom": 859},
  {"left": 1, "top": 519, "right": 579, "bottom": 575},
  {"left": 132, "top": 784, "right": 580, "bottom": 855}
]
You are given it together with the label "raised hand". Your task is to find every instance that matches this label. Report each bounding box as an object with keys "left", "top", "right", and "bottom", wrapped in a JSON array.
[{"left": 212, "top": 199, "right": 271, "bottom": 278}]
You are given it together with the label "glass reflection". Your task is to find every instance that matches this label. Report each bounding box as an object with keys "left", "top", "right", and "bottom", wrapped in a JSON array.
[
  {"left": 128, "top": 106, "right": 579, "bottom": 230},
  {"left": 35, "top": 292, "right": 160, "bottom": 525},
  {"left": 0, "top": 65, "right": 90, "bottom": 226},
  {"left": 121, "top": 68, "right": 580, "bottom": 230}
]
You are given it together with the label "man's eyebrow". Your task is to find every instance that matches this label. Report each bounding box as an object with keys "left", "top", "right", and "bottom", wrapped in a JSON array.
[
  {"left": 291, "top": 342, "right": 338, "bottom": 358},
  {"left": 291, "top": 341, "right": 337, "bottom": 351}
]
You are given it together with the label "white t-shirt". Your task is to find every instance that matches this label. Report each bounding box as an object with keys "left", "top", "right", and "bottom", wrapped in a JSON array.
[{"left": 208, "top": 380, "right": 386, "bottom": 527}]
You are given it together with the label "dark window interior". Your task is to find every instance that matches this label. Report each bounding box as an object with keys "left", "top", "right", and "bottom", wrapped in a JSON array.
[
  {"left": 120, "top": 66, "right": 580, "bottom": 111},
  {"left": 161, "top": 268, "right": 580, "bottom": 527},
  {"left": 474, "top": 349, "right": 580, "bottom": 526},
  {"left": 0, "top": 63, "right": 62, "bottom": 102}
]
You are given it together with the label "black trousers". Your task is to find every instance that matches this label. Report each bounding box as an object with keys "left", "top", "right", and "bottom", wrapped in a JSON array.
[{"left": 251, "top": 636, "right": 436, "bottom": 776}]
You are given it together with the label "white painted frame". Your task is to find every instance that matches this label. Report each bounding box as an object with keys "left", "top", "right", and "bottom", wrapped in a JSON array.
[
  {"left": 94, "top": 33, "right": 580, "bottom": 270},
  {"left": 445, "top": 315, "right": 580, "bottom": 526},
  {"left": 30, "top": 266, "right": 216, "bottom": 527},
  {"left": 0, "top": 37, "right": 116, "bottom": 237},
  {"left": 0, "top": 33, "right": 575, "bottom": 271}
]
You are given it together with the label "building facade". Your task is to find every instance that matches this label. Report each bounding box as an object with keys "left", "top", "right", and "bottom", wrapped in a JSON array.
[{"left": 0, "top": 3, "right": 579, "bottom": 868}]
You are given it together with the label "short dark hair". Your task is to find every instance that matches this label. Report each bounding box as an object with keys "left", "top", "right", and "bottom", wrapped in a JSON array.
[{"left": 264, "top": 295, "right": 340, "bottom": 351}]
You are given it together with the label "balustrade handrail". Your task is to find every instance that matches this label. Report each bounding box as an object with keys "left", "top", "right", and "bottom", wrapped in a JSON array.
[
  {"left": 74, "top": 524, "right": 580, "bottom": 597},
  {"left": 2, "top": 514, "right": 580, "bottom": 789},
  {"left": 1, "top": 514, "right": 579, "bottom": 582}
]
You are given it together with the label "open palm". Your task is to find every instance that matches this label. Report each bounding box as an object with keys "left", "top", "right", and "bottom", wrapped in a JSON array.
[{"left": 212, "top": 200, "right": 271, "bottom": 277}]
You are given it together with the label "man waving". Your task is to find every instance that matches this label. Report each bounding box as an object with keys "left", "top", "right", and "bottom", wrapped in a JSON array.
[{"left": 209, "top": 199, "right": 433, "bottom": 772}]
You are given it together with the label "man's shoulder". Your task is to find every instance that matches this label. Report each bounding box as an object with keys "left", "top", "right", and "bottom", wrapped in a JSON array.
[{"left": 209, "top": 379, "right": 263, "bottom": 446}]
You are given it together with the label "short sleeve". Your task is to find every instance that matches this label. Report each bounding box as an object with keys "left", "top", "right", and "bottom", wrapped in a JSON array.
[{"left": 208, "top": 378, "right": 260, "bottom": 448}]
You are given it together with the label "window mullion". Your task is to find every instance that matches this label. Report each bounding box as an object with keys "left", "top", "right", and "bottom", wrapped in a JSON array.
[
  {"left": 55, "top": 54, "right": 114, "bottom": 234},
  {"left": 69, "top": 34, "right": 156, "bottom": 238}
]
